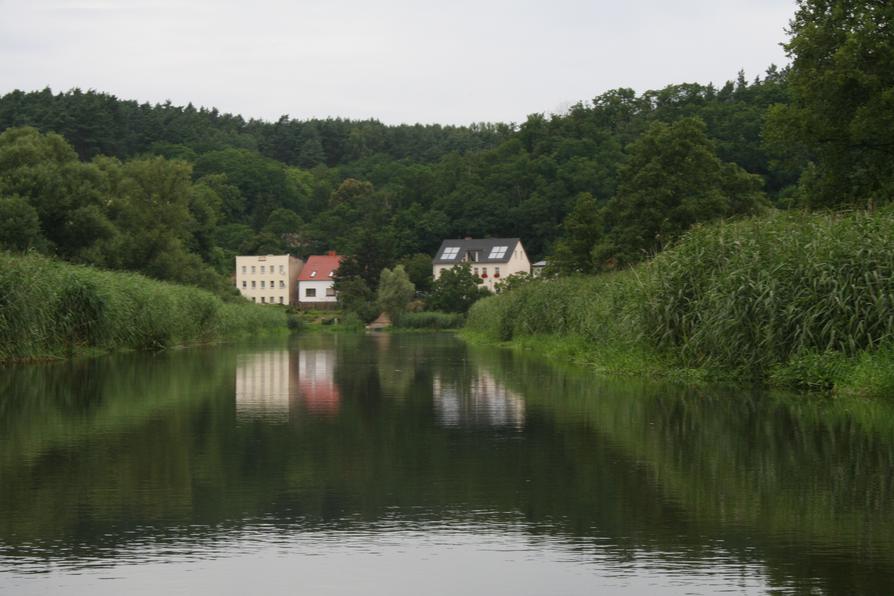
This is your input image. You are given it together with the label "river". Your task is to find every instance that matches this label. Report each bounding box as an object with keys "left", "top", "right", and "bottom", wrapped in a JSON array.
[{"left": 1, "top": 333, "right": 892, "bottom": 595}]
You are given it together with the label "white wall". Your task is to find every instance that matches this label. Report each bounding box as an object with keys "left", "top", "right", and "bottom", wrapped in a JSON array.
[{"left": 298, "top": 280, "right": 337, "bottom": 303}]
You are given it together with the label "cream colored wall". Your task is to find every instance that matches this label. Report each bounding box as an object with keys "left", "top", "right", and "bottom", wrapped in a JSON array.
[
  {"left": 432, "top": 244, "right": 531, "bottom": 293},
  {"left": 236, "top": 255, "right": 304, "bottom": 305}
]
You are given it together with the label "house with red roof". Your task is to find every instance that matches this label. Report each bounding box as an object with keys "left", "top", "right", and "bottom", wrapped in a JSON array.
[{"left": 297, "top": 252, "right": 342, "bottom": 307}]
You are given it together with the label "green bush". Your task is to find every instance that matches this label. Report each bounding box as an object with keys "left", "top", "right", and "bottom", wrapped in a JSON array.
[{"left": 396, "top": 311, "right": 465, "bottom": 330}]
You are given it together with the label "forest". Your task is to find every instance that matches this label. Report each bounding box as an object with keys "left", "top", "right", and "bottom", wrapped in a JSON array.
[{"left": 0, "top": 0, "right": 891, "bottom": 305}]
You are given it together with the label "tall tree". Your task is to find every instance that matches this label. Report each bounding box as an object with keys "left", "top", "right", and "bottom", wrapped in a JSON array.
[
  {"left": 765, "top": 0, "right": 894, "bottom": 208},
  {"left": 596, "top": 118, "right": 765, "bottom": 268}
]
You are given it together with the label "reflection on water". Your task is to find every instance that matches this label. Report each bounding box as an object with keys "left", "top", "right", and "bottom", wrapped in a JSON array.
[
  {"left": 296, "top": 348, "right": 340, "bottom": 416},
  {"left": 235, "top": 351, "right": 292, "bottom": 422},
  {"left": 234, "top": 348, "right": 341, "bottom": 421},
  {"left": 433, "top": 371, "right": 525, "bottom": 428},
  {"left": 1, "top": 333, "right": 894, "bottom": 595}
]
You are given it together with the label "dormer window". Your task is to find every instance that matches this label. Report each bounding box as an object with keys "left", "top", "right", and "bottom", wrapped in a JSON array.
[
  {"left": 441, "top": 246, "right": 459, "bottom": 260},
  {"left": 310, "top": 271, "right": 317, "bottom": 278},
  {"left": 488, "top": 246, "right": 508, "bottom": 259}
]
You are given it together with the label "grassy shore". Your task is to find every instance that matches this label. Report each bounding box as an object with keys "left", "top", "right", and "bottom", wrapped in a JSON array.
[
  {"left": 0, "top": 252, "right": 286, "bottom": 362},
  {"left": 465, "top": 209, "right": 894, "bottom": 397}
]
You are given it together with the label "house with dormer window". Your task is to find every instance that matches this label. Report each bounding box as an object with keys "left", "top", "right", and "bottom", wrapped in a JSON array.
[
  {"left": 297, "top": 252, "right": 342, "bottom": 308},
  {"left": 432, "top": 238, "right": 531, "bottom": 292}
]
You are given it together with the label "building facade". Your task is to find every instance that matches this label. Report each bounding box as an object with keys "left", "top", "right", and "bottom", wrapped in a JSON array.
[
  {"left": 432, "top": 238, "right": 531, "bottom": 293},
  {"left": 235, "top": 254, "right": 304, "bottom": 305},
  {"left": 297, "top": 252, "right": 342, "bottom": 308}
]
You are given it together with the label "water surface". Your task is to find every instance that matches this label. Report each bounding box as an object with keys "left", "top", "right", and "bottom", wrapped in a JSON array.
[{"left": 1, "top": 333, "right": 892, "bottom": 594}]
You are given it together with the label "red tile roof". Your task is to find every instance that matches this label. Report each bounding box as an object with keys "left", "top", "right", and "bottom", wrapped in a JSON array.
[{"left": 298, "top": 254, "right": 342, "bottom": 281}]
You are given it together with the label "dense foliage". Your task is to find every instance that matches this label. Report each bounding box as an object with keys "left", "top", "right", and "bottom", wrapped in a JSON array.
[{"left": 0, "top": 66, "right": 796, "bottom": 291}]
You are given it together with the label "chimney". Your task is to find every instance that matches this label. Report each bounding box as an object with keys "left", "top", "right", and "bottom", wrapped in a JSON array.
[
  {"left": 327, "top": 250, "right": 336, "bottom": 256},
  {"left": 464, "top": 236, "right": 472, "bottom": 240}
]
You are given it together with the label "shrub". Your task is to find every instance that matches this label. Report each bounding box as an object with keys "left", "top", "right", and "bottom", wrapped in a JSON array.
[{"left": 397, "top": 311, "right": 465, "bottom": 330}]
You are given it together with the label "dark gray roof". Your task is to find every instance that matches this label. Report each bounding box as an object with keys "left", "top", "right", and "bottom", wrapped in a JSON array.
[{"left": 433, "top": 238, "right": 521, "bottom": 265}]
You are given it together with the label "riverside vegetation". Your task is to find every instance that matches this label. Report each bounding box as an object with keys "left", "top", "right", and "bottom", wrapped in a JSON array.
[
  {"left": 0, "top": 252, "right": 285, "bottom": 362},
  {"left": 466, "top": 208, "right": 894, "bottom": 397}
]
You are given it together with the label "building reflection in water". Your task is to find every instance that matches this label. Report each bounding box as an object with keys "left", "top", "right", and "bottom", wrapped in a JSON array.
[
  {"left": 295, "top": 349, "right": 341, "bottom": 416},
  {"left": 432, "top": 371, "right": 525, "bottom": 429},
  {"left": 235, "top": 349, "right": 341, "bottom": 421},
  {"left": 235, "top": 351, "right": 293, "bottom": 422}
]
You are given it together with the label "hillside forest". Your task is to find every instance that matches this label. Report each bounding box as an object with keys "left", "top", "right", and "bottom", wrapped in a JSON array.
[{"left": 0, "top": 1, "right": 891, "bottom": 302}]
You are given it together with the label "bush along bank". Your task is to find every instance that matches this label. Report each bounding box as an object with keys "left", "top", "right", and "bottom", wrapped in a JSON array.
[
  {"left": 0, "top": 252, "right": 287, "bottom": 362},
  {"left": 465, "top": 209, "right": 894, "bottom": 397}
]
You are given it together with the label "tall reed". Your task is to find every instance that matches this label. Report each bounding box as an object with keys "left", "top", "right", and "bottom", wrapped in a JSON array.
[
  {"left": 466, "top": 208, "right": 894, "bottom": 389},
  {"left": 0, "top": 252, "right": 285, "bottom": 361},
  {"left": 644, "top": 209, "right": 894, "bottom": 374}
]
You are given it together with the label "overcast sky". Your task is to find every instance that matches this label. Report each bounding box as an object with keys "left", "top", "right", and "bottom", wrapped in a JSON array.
[{"left": 0, "top": 0, "right": 796, "bottom": 125}]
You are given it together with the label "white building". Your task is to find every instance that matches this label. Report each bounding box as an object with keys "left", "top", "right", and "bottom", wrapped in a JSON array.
[
  {"left": 432, "top": 238, "right": 531, "bottom": 293},
  {"left": 297, "top": 252, "right": 342, "bottom": 308},
  {"left": 235, "top": 254, "right": 303, "bottom": 305}
]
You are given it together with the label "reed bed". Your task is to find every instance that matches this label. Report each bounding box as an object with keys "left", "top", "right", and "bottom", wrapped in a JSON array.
[
  {"left": 0, "top": 252, "right": 286, "bottom": 361},
  {"left": 466, "top": 209, "right": 894, "bottom": 393},
  {"left": 645, "top": 209, "right": 894, "bottom": 375}
]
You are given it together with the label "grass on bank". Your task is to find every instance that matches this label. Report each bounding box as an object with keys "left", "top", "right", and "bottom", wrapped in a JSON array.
[
  {"left": 0, "top": 252, "right": 286, "bottom": 362},
  {"left": 465, "top": 209, "right": 894, "bottom": 396}
]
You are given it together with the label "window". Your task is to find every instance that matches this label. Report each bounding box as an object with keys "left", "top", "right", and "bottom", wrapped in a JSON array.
[
  {"left": 251, "top": 266, "right": 256, "bottom": 273},
  {"left": 482, "top": 267, "right": 487, "bottom": 276},
  {"left": 261, "top": 281, "right": 266, "bottom": 289},
  {"left": 474, "top": 267, "right": 479, "bottom": 276},
  {"left": 279, "top": 280, "right": 285, "bottom": 288},
  {"left": 466, "top": 250, "right": 479, "bottom": 262},
  {"left": 251, "top": 281, "right": 256, "bottom": 288},
  {"left": 306, "top": 288, "right": 317, "bottom": 297},
  {"left": 261, "top": 297, "right": 266, "bottom": 303},
  {"left": 260, "top": 265, "right": 265, "bottom": 274},
  {"left": 270, "top": 296, "right": 274, "bottom": 303},
  {"left": 279, "top": 296, "right": 283, "bottom": 304},
  {"left": 252, "top": 297, "right": 256, "bottom": 303},
  {"left": 488, "top": 246, "right": 508, "bottom": 259},
  {"left": 242, "top": 281, "right": 246, "bottom": 288},
  {"left": 310, "top": 271, "right": 317, "bottom": 278},
  {"left": 279, "top": 265, "right": 284, "bottom": 274},
  {"left": 495, "top": 267, "right": 500, "bottom": 277},
  {"left": 440, "top": 246, "right": 459, "bottom": 260},
  {"left": 326, "top": 287, "right": 336, "bottom": 297},
  {"left": 241, "top": 266, "right": 246, "bottom": 274}
]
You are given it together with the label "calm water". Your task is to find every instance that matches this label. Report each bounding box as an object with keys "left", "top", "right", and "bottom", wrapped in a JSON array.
[{"left": 1, "top": 333, "right": 893, "bottom": 595}]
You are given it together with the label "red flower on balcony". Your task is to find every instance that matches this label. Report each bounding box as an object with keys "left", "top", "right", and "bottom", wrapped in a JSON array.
[{"left": 481, "top": 273, "right": 488, "bottom": 278}]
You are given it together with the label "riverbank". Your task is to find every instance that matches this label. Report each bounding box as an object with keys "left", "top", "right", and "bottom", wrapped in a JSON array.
[
  {"left": 465, "top": 209, "right": 894, "bottom": 397},
  {"left": 0, "top": 252, "right": 286, "bottom": 362}
]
